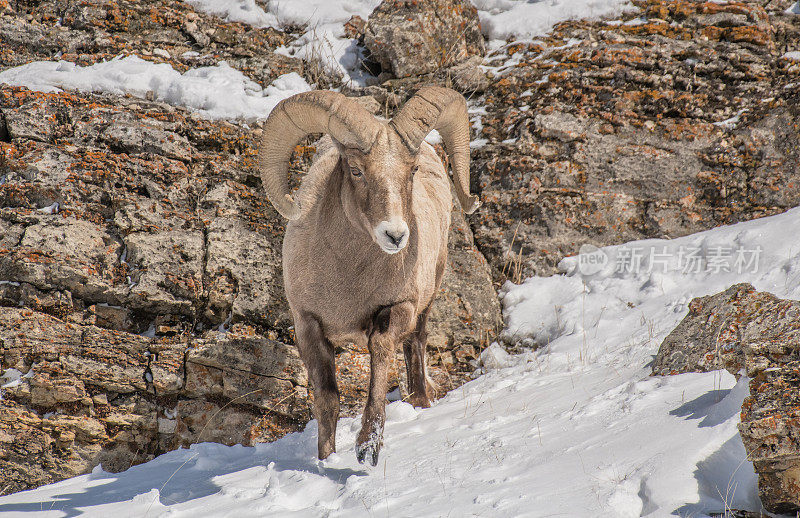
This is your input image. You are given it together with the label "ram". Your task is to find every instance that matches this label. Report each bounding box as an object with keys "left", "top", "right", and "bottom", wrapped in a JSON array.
[{"left": 257, "top": 86, "right": 479, "bottom": 466}]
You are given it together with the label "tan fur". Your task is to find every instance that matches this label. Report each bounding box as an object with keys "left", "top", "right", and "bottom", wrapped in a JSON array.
[{"left": 284, "top": 139, "right": 450, "bottom": 348}]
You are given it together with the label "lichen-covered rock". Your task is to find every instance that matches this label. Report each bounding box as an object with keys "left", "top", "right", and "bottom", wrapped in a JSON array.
[
  {"left": 364, "top": 0, "right": 485, "bottom": 79},
  {"left": 737, "top": 294, "right": 800, "bottom": 513},
  {"left": 470, "top": 0, "right": 800, "bottom": 281},
  {"left": 652, "top": 283, "right": 755, "bottom": 376},
  {"left": 739, "top": 362, "right": 800, "bottom": 514},
  {"left": 652, "top": 283, "right": 800, "bottom": 513}
]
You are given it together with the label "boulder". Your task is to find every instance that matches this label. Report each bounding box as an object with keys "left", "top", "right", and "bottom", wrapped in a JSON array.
[
  {"left": 652, "top": 284, "right": 800, "bottom": 513},
  {"left": 364, "top": 0, "right": 485, "bottom": 79},
  {"left": 737, "top": 294, "right": 800, "bottom": 514},
  {"left": 651, "top": 283, "right": 754, "bottom": 376}
]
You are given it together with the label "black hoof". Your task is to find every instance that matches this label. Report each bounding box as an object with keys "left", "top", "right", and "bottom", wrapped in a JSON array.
[{"left": 356, "top": 442, "right": 380, "bottom": 466}]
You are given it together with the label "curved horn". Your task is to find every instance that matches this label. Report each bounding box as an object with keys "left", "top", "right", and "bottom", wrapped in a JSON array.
[
  {"left": 389, "top": 86, "right": 480, "bottom": 214},
  {"left": 257, "top": 91, "right": 381, "bottom": 219}
]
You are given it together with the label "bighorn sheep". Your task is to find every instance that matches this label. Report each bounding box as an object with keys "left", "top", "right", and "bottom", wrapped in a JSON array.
[{"left": 257, "top": 86, "right": 478, "bottom": 466}]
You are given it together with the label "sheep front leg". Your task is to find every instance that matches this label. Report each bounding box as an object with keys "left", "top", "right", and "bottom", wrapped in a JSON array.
[
  {"left": 404, "top": 303, "right": 433, "bottom": 408},
  {"left": 294, "top": 312, "right": 339, "bottom": 460},
  {"left": 356, "top": 301, "right": 415, "bottom": 466}
]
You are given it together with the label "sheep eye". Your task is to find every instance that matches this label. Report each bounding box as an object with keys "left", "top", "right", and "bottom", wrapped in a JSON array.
[{"left": 350, "top": 166, "right": 363, "bottom": 178}]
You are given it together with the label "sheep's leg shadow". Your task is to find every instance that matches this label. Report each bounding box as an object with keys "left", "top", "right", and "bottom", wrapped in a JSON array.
[
  {"left": 357, "top": 301, "right": 415, "bottom": 466},
  {"left": 404, "top": 303, "right": 433, "bottom": 408},
  {"left": 294, "top": 312, "right": 339, "bottom": 460}
]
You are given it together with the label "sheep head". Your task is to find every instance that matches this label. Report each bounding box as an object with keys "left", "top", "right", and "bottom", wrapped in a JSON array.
[{"left": 257, "top": 86, "right": 479, "bottom": 253}]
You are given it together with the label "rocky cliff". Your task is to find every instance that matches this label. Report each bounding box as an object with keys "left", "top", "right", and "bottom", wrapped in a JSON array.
[{"left": 471, "top": 0, "right": 800, "bottom": 282}]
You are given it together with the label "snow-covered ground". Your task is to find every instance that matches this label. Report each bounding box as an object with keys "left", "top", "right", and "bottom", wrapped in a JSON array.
[{"left": 4, "top": 205, "right": 800, "bottom": 517}]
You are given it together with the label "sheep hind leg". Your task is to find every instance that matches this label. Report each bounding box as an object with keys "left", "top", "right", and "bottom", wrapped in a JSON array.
[
  {"left": 294, "top": 312, "right": 339, "bottom": 460},
  {"left": 356, "top": 302, "right": 415, "bottom": 466},
  {"left": 403, "top": 304, "right": 433, "bottom": 408}
]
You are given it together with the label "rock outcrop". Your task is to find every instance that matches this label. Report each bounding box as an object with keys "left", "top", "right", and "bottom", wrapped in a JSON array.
[
  {"left": 652, "top": 283, "right": 800, "bottom": 513},
  {"left": 0, "top": 307, "right": 308, "bottom": 494}
]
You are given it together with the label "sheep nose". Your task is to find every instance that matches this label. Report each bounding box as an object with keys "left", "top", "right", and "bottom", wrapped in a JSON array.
[{"left": 385, "top": 229, "right": 406, "bottom": 247}]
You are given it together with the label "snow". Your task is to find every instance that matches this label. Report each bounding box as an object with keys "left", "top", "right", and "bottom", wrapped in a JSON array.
[
  {"left": 782, "top": 50, "right": 800, "bottom": 60},
  {"left": 787, "top": 2, "right": 800, "bottom": 15},
  {"left": 424, "top": 129, "right": 442, "bottom": 145},
  {"left": 4, "top": 205, "right": 798, "bottom": 517},
  {"left": 713, "top": 109, "right": 747, "bottom": 130},
  {"left": 0, "top": 56, "right": 311, "bottom": 122},
  {"left": 38, "top": 202, "right": 59, "bottom": 214},
  {"left": 269, "top": 0, "right": 382, "bottom": 86},
  {"left": 268, "top": 0, "right": 380, "bottom": 30},
  {"left": 0, "top": 368, "right": 23, "bottom": 389},
  {"left": 184, "top": 0, "right": 278, "bottom": 27},
  {"left": 184, "top": 0, "right": 380, "bottom": 85},
  {"left": 1, "top": 367, "right": 33, "bottom": 392},
  {"left": 472, "top": 0, "right": 637, "bottom": 46}
]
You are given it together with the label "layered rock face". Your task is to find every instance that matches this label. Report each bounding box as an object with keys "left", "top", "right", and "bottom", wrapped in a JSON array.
[
  {"left": 0, "top": 0, "right": 500, "bottom": 494},
  {"left": 652, "top": 284, "right": 800, "bottom": 513},
  {"left": 470, "top": 0, "right": 800, "bottom": 281},
  {"left": 0, "top": 309, "right": 308, "bottom": 494}
]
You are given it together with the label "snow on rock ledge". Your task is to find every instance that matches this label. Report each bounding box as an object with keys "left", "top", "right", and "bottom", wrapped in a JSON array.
[
  {"left": 0, "top": 56, "right": 311, "bottom": 121},
  {"left": 472, "top": 0, "right": 636, "bottom": 46}
]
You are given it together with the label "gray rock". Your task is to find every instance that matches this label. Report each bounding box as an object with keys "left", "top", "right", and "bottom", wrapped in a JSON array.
[
  {"left": 651, "top": 283, "right": 754, "bottom": 376},
  {"left": 428, "top": 198, "right": 501, "bottom": 359},
  {"left": 185, "top": 332, "right": 308, "bottom": 417},
  {"left": 534, "top": 111, "right": 587, "bottom": 143},
  {"left": 124, "top": 229, "right": 204, "bottom": 315},
  {"left": 100, "top": 122, "right": 193, "bottom": 162},
  {"left": 0, "top": 216, "right": 123, "bottom": 304},
  {"left": 203, "top": 214, "right": 288, "bottom": 329},
  {"left": 448, "top": 55, "right": 489, "bottom": 93},
  {"left": 364, "top": 0, "right": 485, "bottom": 79}
]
